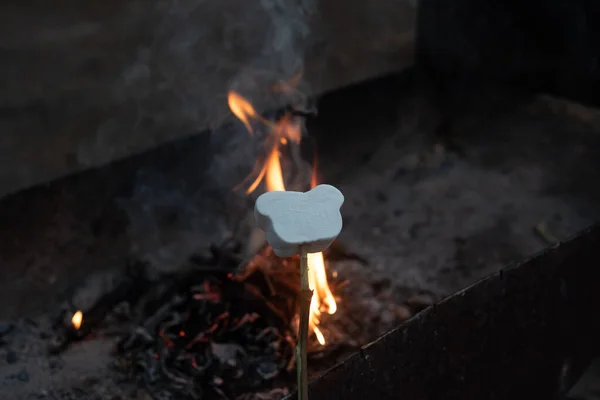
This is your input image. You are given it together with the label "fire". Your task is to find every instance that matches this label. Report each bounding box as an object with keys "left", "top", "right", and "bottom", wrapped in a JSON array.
[
  {"left": 71, "top": 310, "right": 83, "bottom": 330},
  {"left": 227, "top": 92, "right": 259, "bottom": 135},
  {"left": 228, "top": 90, "right": 337, "bottom": 345}
]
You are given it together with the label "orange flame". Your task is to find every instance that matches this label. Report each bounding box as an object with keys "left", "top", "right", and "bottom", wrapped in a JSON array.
[
  {"left": 310, "top": 152, "right": 319, "bottom": 189},
  {"left": 71, "top": 310, "right": 83, "bottom": 330},
  {"left": 228, "top": 91, "right": 261, "bottom": 135},
  {"left": 227, "top": 90, "right": 336, "bottom": 345}
]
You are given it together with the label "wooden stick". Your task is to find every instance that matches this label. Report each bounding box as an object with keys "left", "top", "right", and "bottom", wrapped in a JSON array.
[
  {"left": 253, "top": 184, "right": 345, "bottom": 400},
  {"left": 297, "top": 247, "right": 312, "bottom": 400}
]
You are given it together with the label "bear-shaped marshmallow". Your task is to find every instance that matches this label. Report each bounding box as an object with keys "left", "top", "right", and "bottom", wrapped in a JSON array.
[{"left": 254, "top": 184, "right": 344, "bottom": 257}]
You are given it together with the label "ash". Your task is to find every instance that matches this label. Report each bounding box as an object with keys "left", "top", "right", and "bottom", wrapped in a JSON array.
[
  {"left": 115, "top": 269, "right": 292, "bottom": 399},
  {"left": 43, "top": 237, "right": 422, "bottom": 400},
  {"left": 72, "top": 244, "right": 298, "bottom": 399}
]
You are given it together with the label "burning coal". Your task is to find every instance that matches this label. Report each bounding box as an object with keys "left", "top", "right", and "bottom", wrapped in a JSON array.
[
  {"left": 71, "top": 310, "right": 83, "bottom": 330},
  {"left": 228, "top": 90, "right": 337, "bottom": 345}
]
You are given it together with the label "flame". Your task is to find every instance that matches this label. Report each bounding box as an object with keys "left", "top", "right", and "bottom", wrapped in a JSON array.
[
  {"left": 71, "top": 310, "right": 83, "bottom": 330},
  {"left": 310, "top": 152, "right": 319, "bottom": 189},
  {"left": 228, "top": 91, "right": 261, "bottom": 135},
  {"left": 228, "top": 90, "right": 337, "bottom": 345}
]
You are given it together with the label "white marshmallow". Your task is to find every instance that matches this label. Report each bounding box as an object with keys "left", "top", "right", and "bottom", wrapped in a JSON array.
[{"left": 254, "top": 184, "right": 344, "bottom": 257}]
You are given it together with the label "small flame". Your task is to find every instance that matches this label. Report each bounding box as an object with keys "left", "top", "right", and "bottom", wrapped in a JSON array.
[
  {"left": 228, "top": 91, "right": 261, "bottom": 135},
  {"left": 310, "top": 152, "right": 319, "bottom": 189},
  {"left": 71, "top": 310, "right": 83, "bottom": 330},
  {"left": 228, "top": 91, "right": 337, "bottom": 346},
  {"left": 265, "top": 147, "right": 285, "bottom": 192}
]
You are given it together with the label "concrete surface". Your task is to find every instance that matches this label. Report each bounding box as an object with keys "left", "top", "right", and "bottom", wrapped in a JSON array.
[{"left": 0, "top": 0, "right": 416, "bottom": 199}]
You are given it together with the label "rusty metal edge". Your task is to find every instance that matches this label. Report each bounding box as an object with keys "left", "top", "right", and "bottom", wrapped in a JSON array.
[{"left": 284, "top": 224, "right": 600, "bottom": 400}]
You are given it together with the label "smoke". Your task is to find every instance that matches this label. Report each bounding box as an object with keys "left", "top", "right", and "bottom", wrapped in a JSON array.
[
  {"left": 116, "top": 0, "right": 317, "bottom": 134},
  {"left": 116, "top": 0, "right": 318, "bottom": 265},
  {"left": 228, "top": 0, "right": 317, "bottom": 110},
  {"left": 209, "top": 0, "right": 318, "bottom": 189}
]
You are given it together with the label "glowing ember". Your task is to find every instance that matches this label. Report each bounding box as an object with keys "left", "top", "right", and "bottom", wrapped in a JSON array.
[
  {"left": 71, "top": 310, "right": 83, "bottom": 330},
  {"left": 228, "top": 90, "right": 337, "bottom": 345}
]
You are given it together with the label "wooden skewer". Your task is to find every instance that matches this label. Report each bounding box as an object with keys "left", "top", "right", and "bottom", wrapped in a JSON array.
[
  {"left": 297, "top": 247, "right": 312, "bottom": 400},
  {"left": 253, "top": 184, "right": 345, "bottom": 400}
]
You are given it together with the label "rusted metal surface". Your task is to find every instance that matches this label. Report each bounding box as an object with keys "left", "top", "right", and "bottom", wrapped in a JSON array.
[{"left": 289, "top": 225, "right": 600, "bottom": 399}]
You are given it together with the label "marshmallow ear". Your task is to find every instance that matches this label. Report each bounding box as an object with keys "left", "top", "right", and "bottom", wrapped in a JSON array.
[
  {"left": 254, "top": 185, "right": 344, "bottom": 257},
  {"left": 306, "top": 184, "right": 344, "bottom": 208}
]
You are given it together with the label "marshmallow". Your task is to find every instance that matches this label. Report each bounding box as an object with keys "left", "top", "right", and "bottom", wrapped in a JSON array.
[{"left": 254, "top": 184, "right": 344, "bottom": 257}]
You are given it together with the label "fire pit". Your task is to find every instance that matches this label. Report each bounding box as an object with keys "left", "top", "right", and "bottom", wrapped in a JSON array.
[
  {"left": 11, "top": 76, "right": 426, "bottom": 400},
  {"left": 1, "top": 74, "right": 600, "bottom": 399},
  {"left": 291, "top": 224, "right": 600, "bottom": 400},
  {"left": 48, "top": 235, "right": 391, "bottom": 400}
]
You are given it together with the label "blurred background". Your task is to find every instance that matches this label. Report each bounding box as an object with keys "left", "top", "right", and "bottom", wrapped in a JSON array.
[{"left": 0, "top": 0, "right": 599, "bottom": 398}]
